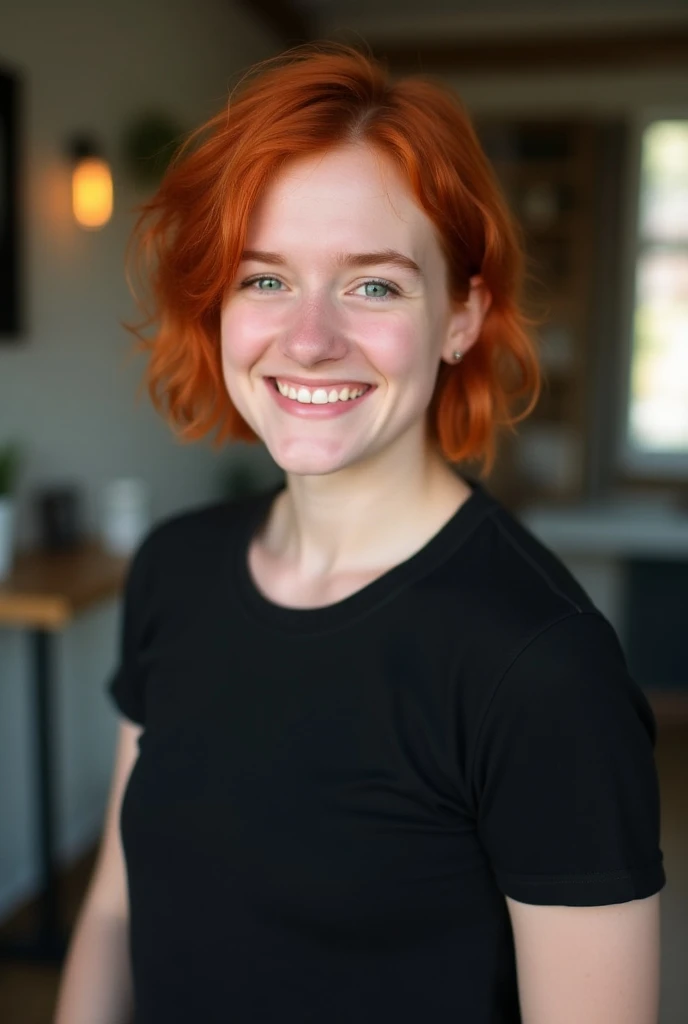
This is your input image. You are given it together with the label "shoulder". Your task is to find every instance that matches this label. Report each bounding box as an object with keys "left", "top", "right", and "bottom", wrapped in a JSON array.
[
  {"left": 472, "top": 503, "right": 645, "bottom": 699},
  {"left": 435, "top": 486, "right": 601, "bottom": 671},
  {"left": 122, "top": 490, "right": 271, "bottom": 598},
  {"left": 431, "top": 485, "right": 654, "bottom": 740},
  {"left": 488, "top": 607, "right": 648, "bottom": 720},
  {"left": 140, "top": 491, "right": 269, "bottom": 559},
  {"left": 474, "top": 496, "right": 596, "bottom": 618}
]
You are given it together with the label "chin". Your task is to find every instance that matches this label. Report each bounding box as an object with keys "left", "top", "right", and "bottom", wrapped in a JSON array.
[
  {"left": 271, "top": 456, "right": 349, "bottom": 479},
  {"left": 264, "top": 438, "right": 357, "bottom": 478}
]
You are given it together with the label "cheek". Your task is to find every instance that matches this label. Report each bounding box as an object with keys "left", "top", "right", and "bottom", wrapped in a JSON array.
[
  {"left": 362, "top": 315, "right": 431, "bottom": 379},
  {"left": 220, "top": 306, "right": 269, "bottom": 371},
  {"left": 219, "top": 309, "right": 269, "bottom": 429}
]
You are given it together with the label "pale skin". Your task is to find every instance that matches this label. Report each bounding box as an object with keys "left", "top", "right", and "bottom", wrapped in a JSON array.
[{"left": 54, "top": 142, "right": 661, "bottom": 1023}]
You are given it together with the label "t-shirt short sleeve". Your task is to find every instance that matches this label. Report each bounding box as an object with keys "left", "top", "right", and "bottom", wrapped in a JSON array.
[
  {"left": 108, "top": 528, "right": 159, "bottom": 726},
  {"left": 473, "top": 610, "right": 666, "bottom": 906}
]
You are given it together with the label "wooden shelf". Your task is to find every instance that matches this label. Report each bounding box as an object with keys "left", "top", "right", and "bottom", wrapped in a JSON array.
[{"left": 474, "top": 117, "right": 603, "bottom": 509}]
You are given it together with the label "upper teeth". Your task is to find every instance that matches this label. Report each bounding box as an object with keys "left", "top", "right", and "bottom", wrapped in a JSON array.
[{"left": 276, "top": 381, "right": 367, "bottom": 404}]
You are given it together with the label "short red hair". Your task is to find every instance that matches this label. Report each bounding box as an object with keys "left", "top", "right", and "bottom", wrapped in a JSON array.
[{"left": 127, "top": 42, "right": 540, "bottom": 474}]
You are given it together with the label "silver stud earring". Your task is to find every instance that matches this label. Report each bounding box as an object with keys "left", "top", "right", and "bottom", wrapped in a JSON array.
[{"left": 452, "top": 350, "right": 463, "bottom": 362}]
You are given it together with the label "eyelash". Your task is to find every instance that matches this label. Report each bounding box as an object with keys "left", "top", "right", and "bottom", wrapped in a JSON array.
[{"left": 239, "top": 275, "right": 401, "bottom": 302}]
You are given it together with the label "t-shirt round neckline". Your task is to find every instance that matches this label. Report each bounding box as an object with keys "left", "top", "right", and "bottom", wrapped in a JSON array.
[{"left": 232, "top": 475, "right": 498, "bottom": 634}]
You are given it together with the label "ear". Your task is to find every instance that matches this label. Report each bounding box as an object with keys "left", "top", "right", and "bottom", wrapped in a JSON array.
[{"left": 440, "top": 275, "right": 492, "bottom": 365}]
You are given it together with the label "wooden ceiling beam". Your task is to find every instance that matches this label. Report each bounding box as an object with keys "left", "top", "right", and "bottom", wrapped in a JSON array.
[{"left": 374, "top": 29, "right": 688, "bottom": 74}]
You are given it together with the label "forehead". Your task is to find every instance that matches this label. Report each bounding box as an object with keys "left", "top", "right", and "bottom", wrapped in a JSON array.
[{"left": 245, "top": 144, "right": 438, "bottom": 255}]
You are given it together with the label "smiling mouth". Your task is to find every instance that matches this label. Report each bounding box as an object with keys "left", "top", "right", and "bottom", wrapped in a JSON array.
[{"left": 270, "top": 378, "right": 373, "bottom": 405}]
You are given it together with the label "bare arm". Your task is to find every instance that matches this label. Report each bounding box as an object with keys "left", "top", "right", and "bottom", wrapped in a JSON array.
[
  {"left": 506, "top": 892, "right": 661, "bottom": 1024},
  {"left": 54, "top": 720, "right": 142, "bottom": 1024}
]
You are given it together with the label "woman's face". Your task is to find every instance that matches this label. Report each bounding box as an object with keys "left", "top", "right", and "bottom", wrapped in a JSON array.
[{"left": 220, "top": 143, "right": 476, "bottom": 478}]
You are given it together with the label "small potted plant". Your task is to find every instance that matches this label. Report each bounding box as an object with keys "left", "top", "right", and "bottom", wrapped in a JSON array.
[{"left": 0, "top": 442, "right": 22, "bottom": 581}]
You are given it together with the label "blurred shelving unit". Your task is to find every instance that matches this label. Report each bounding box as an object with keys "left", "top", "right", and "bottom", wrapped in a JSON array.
[{"left": 474, "top": 118, "right": 604, "bottom": 510}]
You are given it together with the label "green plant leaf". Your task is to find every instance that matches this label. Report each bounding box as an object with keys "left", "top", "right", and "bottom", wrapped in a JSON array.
[{"left": 0, "top": 442, "right": 23, "bottom": 497}]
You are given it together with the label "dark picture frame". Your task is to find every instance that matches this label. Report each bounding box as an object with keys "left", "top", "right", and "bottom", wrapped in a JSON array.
[{"left": 0, "top": 64, "right": 21, "bottom": 338}]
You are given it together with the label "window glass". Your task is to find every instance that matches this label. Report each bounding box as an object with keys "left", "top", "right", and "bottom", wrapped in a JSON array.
[
  {"left": 630, "top": 249, "right": 688, "bottom": 451},
  {"left": 627, "top": 120, "right": 688, "bottom": 458},
  {"left": 639, "top": 121, "right": 688, "bottom": 242}
]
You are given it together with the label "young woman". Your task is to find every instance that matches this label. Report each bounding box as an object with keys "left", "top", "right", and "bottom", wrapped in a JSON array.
[{"left": 55, "top": 43, "right": 664, "bottom": 1024}]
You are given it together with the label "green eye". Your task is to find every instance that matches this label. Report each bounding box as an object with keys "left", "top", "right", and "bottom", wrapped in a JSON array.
[
  {"left": 255, "top": 277, "right": 282, "bottom": 291},
  {"left": 363, "top": 281, "right": 389, "bottom": 298},
  {"left": 357, "top": 279, "right": 400, "bottom": 301}
]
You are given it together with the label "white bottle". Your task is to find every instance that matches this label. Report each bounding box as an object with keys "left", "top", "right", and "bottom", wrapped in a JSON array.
[{"left": 101, "top": 478, "right": 150, "bottom": 556}]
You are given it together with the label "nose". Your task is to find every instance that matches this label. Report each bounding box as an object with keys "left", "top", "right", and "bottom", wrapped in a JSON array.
[{"left": 277, "top": 292, "right": 349, "bottom": 367}]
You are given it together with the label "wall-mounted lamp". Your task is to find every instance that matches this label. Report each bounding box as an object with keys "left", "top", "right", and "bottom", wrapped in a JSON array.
[{"left": 67, "top": 137, "right": 113, "bottom": 229}]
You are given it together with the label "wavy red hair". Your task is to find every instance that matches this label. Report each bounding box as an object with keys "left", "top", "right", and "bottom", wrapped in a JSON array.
[{"left": 126, "top": 42, "right": 540, "bottom": 474}]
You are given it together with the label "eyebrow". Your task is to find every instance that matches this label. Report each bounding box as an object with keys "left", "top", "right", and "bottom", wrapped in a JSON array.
[{"left": 239, "top": 249, "right": 423, "bottom": 278}]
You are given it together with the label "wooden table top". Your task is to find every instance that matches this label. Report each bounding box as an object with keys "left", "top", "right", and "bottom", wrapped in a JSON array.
[{"left": 0, "top": 540, "right": 129, "bottom": 630}]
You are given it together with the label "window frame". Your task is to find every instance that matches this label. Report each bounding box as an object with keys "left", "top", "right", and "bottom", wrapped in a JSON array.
[{"left": 615, "top": 107, "right": 688, "bottom": 481}]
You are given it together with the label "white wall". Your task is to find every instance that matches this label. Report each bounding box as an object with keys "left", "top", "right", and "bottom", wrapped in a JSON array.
[{"left": 0, "top": 0, "right": 279, "bottom": 917}]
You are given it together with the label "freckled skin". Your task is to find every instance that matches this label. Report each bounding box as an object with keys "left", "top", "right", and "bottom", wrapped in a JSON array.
[{"left": 220, "top": 144, "right": 475, "bottom": 480}]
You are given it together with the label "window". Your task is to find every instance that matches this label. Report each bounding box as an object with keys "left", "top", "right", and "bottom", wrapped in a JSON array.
[{"left": 620, "top": 118, "right": 688, "bottom": 477}]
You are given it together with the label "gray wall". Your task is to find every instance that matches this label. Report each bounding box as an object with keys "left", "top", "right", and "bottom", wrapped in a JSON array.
[{"left": 0, "top": 0, "right": 278, "bottom": 916}]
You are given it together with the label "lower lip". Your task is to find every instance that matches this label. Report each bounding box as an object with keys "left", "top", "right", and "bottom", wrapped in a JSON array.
[{"left": 265, "top": 379, "right": 375, "bottom": 418}]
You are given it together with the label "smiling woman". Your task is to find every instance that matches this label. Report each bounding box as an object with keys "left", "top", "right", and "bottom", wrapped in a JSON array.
[
  {"left": 125, "top": 42, "right": 539, "bottom": 470},
  {"left": 54, "top": 42, "right": 665, "bottom": 1024}
]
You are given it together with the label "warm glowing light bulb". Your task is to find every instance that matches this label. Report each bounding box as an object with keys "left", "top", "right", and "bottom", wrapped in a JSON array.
[{"left": 72, "top": 156, "right": 113, "bottom": 229}]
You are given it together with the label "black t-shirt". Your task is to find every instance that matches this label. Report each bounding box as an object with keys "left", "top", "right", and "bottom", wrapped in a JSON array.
[{"left": 110, "top": 477, "right": 665, "bottom": 1024}]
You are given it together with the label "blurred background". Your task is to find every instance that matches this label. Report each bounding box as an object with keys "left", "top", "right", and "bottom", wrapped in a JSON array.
[{"left": 0, "top": 0, "right": 686, "bottom": 1021}]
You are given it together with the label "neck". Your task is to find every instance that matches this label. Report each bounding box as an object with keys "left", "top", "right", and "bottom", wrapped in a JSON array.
[{"left": 259, "top": 436, "right": 472, "bottom": 578}]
